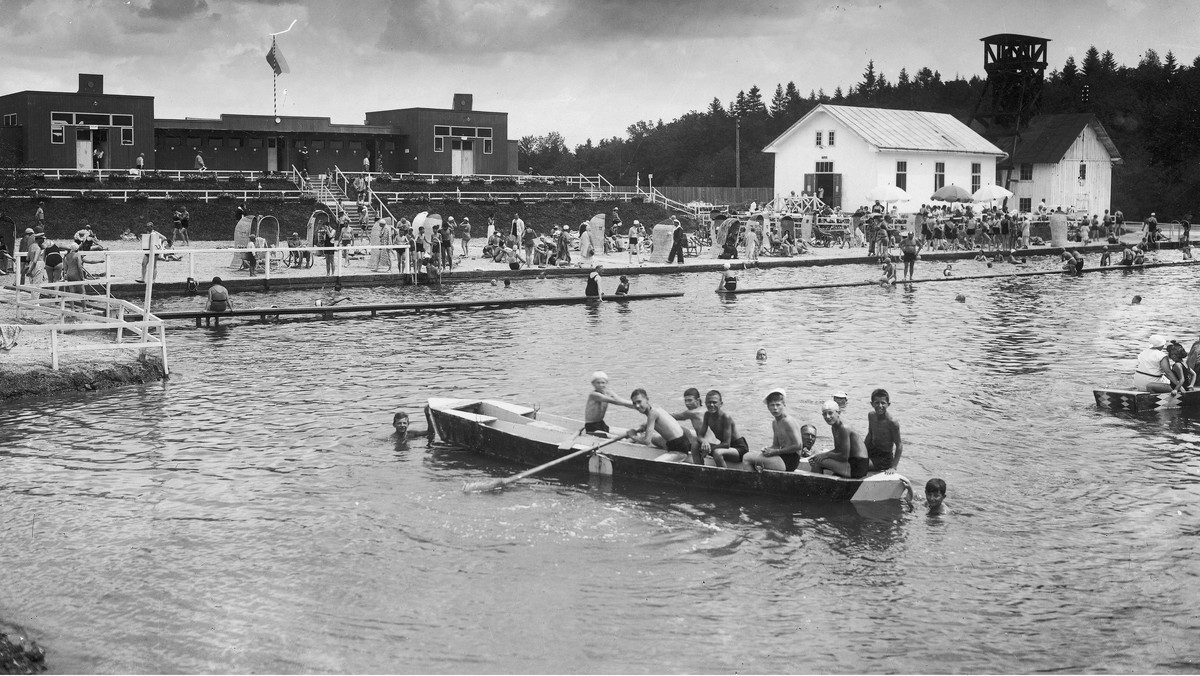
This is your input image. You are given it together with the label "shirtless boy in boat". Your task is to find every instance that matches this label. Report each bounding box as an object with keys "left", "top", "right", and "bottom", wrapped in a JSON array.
[
  {"left": 671, "top": 387, "right": 707, "bottom": 464},
  {"left": 744, "top": 388, "right": 806, "bottom": 472},
  {"left": 629, "top": 388, "right": 692, "bottom": 460},
  {"left": 864, "top": 388, "right": 903, "bottom": 473},
  {"left": 584, "top": 371, "right": 634, "bottom": 436},
  {"left": 697, "top": 390, "right": 750, "bottom": 467},
  {"left": 808, "top": 400, "right": 870, "bottom": 478}
]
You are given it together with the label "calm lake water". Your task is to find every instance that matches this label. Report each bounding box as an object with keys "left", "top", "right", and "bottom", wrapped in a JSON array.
[{"left": 3, "top": 255, "right": 1200, "bottom": 674}]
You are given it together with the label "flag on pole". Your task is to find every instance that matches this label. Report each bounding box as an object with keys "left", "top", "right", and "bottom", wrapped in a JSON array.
[{"left": 266, "top": 40, "right": 289, "bottom": 76}]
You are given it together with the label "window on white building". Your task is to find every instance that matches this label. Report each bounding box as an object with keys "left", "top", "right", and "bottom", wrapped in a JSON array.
[
  {"left": 934, "top": 162, "right": 945, "bottom": 191},
  {"left": 815, "top": 131, "right": 823, "bottom": 147},
  {"left": 895, "top": 161, "right": 907, "bottom": 191},
  {"left": 971, "top": 163, "right": 981, "bottom": 193},
  {"left": 827, "top": 131, "right": 835, "bottom": 147}
]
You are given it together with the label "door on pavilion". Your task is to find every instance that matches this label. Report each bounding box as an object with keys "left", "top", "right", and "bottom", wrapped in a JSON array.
[{"left": 451, "top": 139, "right": 474, "bottom": 176}]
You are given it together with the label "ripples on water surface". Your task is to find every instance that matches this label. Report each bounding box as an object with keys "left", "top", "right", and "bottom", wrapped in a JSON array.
[{"left": 3, "top": 257, "right": 1200, "bottom": 673}]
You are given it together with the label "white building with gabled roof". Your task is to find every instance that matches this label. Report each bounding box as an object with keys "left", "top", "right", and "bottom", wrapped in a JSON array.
[{"left": 763, "top": 104, "right": 1007, "bottom": 211}]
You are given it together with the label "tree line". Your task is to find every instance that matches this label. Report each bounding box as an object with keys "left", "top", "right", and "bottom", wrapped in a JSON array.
[{"left": 520, "top": 46, "right": 1200, "bottom": 218}]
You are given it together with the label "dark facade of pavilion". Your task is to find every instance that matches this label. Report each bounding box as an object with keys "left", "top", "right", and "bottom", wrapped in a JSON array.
[{"left": 0, "top": 74, "right": 517, "bottom": 176}]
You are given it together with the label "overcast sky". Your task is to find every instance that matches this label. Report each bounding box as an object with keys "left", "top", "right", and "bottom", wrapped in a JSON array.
[{"left": 0, "top": 0, "right": 1196, "bottom": 147}]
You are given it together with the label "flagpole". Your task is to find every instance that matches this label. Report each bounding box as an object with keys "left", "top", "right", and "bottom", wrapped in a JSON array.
[{"left": 268, "top": 20, "right": 296, "bottom": 119}]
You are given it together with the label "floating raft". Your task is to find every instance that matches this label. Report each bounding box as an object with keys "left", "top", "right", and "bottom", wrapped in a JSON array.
[
  {"left": 720, "top": 260, "right": 1199, "bottom": 295},
  {"left": 1093, "top": 388, "right": 1200, "bottom": 412},
  {"left": 134, "top": 291, "right": 685, "bottom": 326}
]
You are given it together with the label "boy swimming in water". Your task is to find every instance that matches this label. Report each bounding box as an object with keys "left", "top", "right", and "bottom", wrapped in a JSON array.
[
  {"left": 925, "top": 478, "right": 947, "bottom": 514},
  {"left": 864, "top": 388, "right": 903, "bottom": 473}
]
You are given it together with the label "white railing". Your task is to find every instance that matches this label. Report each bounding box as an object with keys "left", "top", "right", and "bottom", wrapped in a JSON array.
[
  {"left": 3, "top": 279, "right": 169, "bottom": 372},
  {"left": 4, "top": 167, "right": 282, "bottom": 182},
  {"left": 11, "top": 242, "right": 421, "bottom": 287},
  {"left": 4, "top": 187, "right": 306, "bottom": 202}
]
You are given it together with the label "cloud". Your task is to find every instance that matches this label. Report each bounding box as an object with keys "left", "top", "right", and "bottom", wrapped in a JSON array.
[
  {"left": 375, "top": 0, "right": 806, "bottom": 54},
  {"left": 135, "top": 0, "right": 211, "bottom": 20}
]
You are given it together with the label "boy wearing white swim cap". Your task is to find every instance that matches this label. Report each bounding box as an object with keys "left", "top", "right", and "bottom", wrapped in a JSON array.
[{"left": 584, "top": 371, "right": 634, "bottom": 436}]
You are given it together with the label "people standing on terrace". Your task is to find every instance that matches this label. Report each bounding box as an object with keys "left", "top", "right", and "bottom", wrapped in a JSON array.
[{"left": 194, "top": 151, "right": 207, "bottom": 171}]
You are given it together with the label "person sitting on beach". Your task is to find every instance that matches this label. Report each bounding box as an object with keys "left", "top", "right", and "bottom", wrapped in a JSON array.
[
  {"left": 717, "top": 263, "right": 737, "bottom": 291},
  {"left": 973, "top": 247, "right": 989, "bottom": 262},
  {"left": 1183, "top": 243, "right": 1194, "bottom": 261},
  {"left": 286, "top": 232, "right": 305, "bottom": 267},
  {"left": 743, "top": 388, "right": 806, "bottom": 472},
  {"left": 1134, "top": 334, "right": 1188, "bottom": 393},
  {"left": 501, "top": 243, "right": 526, "bottom": 271},
  {"left": 865, "top": 388, "right": 903, "bottom": 473},
  {"left": 696, "top": 389, "right": 750, "bottom": 468},
  {"left": 1132, "top": 245, "right": 1145, "bottom": 266},
  {"left": 205, "top": 277, "right": 232, "bottom": 313},
  {"left": 615, "top": 275, "right": 629, "bottom": 296},
  {"left": 120, "top": 227, "right": 137, "bottom": 241},
  {"left": 630, "top": 388, "right": 692, "bottom": 460},
  {"left": 807, "top": 400, "right": 870, "bottom": 478},
  {"left": 584, "top": 371, "right": 634, "bottom": 436}
]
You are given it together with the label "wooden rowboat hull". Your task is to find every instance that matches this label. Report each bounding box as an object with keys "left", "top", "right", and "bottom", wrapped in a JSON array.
[
  {"left": 428, "top": 398, "right": 911, "bottom": 503},
  {"left": 1093, "top": 388, "right": 1200, "bottom": 412}
]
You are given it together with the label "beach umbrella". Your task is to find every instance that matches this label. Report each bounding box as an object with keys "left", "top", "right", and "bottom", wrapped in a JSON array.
[
  {"left": 972, "top": 184, "right": 1014, "bottom": 202},
  {"left": 930, "top": 184, "right": 973, "bottom": 203},
  {"left": 866, "top": 184, "right": 910, "bottom": 203}
]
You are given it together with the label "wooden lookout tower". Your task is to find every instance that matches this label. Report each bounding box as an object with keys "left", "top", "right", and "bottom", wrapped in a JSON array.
[{"left": 971, "top": 34, "right": 1049, "bottom": 132}]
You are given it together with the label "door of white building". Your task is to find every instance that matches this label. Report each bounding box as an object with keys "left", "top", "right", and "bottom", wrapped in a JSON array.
[
  {"left": 267, "top": 137, "right": 278, "bottom": 172},
  {"left": 75, "top": 128, "right": 92, "bottom": 171}
]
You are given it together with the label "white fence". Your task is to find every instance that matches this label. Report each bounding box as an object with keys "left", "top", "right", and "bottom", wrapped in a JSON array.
[{"left": 3, "top": 278, "right": 168, "bottom": 372}]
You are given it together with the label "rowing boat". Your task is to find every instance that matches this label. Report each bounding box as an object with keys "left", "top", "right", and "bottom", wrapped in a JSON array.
[
  {"left": 1093, "top": 387, "right": 1200, "bottom": 412},
  {"left": 428, "top": 397, "right": 912, "bottom": 502}
]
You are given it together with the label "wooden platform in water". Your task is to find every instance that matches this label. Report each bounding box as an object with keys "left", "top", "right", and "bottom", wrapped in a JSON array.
[
  {"left": 1093, "top": 387, "right": 1200, "bottom": 412},
  {"left": 133, "top": 291, "right": 685, "bottom": 325},
  {"left": 719, "top": 260, "right": 1199, "bottom": 295}
]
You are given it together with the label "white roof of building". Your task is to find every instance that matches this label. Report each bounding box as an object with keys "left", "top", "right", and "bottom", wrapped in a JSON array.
[{"left": 764, "top": 104, "right": 1006, "bottom": 157}]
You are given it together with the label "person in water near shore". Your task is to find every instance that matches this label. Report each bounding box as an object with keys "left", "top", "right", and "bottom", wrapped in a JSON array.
[
  {"left": 718, "top": 263, "right": 737, "bottom": 291},
  {"left": 630, "top": 388, "right": 691, "bottom": 459},
  {"left": 615, "top": 275, "right": 630, "bottom": 296},
  {"left": 584, "top": 371, "right": 634, "bottom": 436},
  {"left": 392, "top": 411, "right": 432, "bottom": 440},
  {"left": 744, "top": 388, "right": 806, "bottom": 472},
  {"left": 899, "top": 230, "right": 919, "bottom": 281},
  {"left": 925, "top": 478, "right": 947, "bottom": 515},
  {"left": 1061, "top": 250, "right": 1085, "bottom": 275},
  {"left": 585, "top": 264, "right": 604, "bottom": 299},
  {"left": 808, "top": 400, "right": 870, "bottom": 478},
  {"left": 697, "top": 389, "right": 750, "bottom": 467},
  {"left": 864, "top": 388, "right": 903, "bottom": 473},
  {"left": 1099, "top": 246, "right": 1111, "bottom": 267}
]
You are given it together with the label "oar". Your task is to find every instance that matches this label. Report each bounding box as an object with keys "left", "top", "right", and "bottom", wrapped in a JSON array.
[{"left": 462, "top": 431, "right": 633, "bottom": 493}]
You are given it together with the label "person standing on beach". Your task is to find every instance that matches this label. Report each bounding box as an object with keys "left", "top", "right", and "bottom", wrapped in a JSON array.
[{"left": 668, "top": 218, "right": 686, "bottom": 264}]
